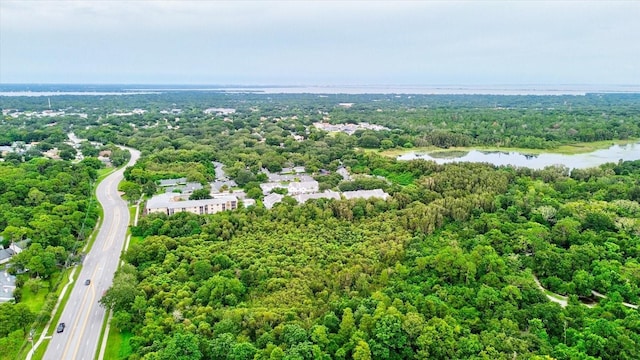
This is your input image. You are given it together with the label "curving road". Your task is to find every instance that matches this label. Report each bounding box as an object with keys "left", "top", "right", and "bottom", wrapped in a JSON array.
[{"left": 41, "top": 148, "right": 140, "bottom": 360}]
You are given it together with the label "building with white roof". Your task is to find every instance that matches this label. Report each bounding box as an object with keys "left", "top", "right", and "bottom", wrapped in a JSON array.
[
  {"left": 260, "top": 182, "right": 287, "bottom": 194},
  {"left": 288, "top": 180, "right": 319, "bottom": 195},
  {"left": 342, "top": 189, "right": 389, "bottom": 200},
  {"left": 159, "top": 178, "right": 187, "bottom": 187},
  {"left": 263, "top": 193, "right": 284, "bottom": 209},
  {"left": 243, "top": 199, "right": 256, "bottom": 207},
  {"left": 145, "top": 193, "right": 237, "bottom": 216},
  {"left": 294, "top": 191, "right": 341, "bottom": 204}
]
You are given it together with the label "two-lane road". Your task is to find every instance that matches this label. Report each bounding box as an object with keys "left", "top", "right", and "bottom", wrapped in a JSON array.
[{"left": 43, "top": 148, "right": 140, "bottom": 360}]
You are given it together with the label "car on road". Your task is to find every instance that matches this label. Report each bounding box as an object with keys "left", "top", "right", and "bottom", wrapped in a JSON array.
[
  {"left": 56, "top": 323, "right": 65, "bottom": 333},
  {"left": 84, "top": 279, "right": 91, "bottom": 285}
]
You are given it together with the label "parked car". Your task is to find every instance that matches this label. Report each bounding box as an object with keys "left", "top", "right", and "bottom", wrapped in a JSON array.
[
  {"left": 84, "top": 279, "right": 91, "bottom": 285},
  {"left": 56, "top": 323, "right": 65, "bottom": 333}
]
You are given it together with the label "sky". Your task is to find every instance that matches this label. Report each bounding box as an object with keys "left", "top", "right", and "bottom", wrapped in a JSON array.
[{"left": 0, "top": 0, "right": 639, "bottom": 85}]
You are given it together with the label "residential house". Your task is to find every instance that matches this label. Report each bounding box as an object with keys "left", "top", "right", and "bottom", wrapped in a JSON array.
[
  {"left": 0, "top": 239, "right": 29, "bottom": 265},
  {"left": 0, "top": 268, "right": 16, "bottom": 302},
  {"left": 0, "top": 249, "right": 14, "bottom": 265}
]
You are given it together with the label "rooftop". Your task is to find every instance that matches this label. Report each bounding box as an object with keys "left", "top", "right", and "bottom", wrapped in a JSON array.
[
  {"left": 146, "top": 193, "right": 237, "bottom": 210},
  {"left": 294, "top": 190, "right": 341, "bottom": 203},
  {"left": 343, "top": 189, "right": 389, "bottom": 200},
  {"left": 0, "top": 267, "right": 16, "bottom": 302},
  {"left": 263, "top": 193, "right": 284, "bottom": 209},
  {"left": 159, "top": 178, "right": 187, "bottom": 187}
]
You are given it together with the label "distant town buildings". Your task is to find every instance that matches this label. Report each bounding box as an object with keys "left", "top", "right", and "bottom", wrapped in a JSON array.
[
  {"left": 160, "top": 109, "right": 182, "bottom": 115},
  {"left": 204, "top": 108, "right": 236, "bottom": 116},
  {"left": 3, "top": 109, "right": 88, "bottom": 119},
  {"left": 313, "top": 122, "right": 389, "bottom": 135},
  {"left": 109, "top": 109, "right": 147, "bottom": 117}
]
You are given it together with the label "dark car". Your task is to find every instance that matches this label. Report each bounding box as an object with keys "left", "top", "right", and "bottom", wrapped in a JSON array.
[
  {"left": 56, "top": 323, "right": 65, "bottom": 333},
  {"left": 84, "top": 279, "right": 91, "bottom": 285}
]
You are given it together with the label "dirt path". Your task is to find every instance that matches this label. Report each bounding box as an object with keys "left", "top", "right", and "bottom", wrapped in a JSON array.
[
  {"left": 532, "top": 274, "right": 569, "bottom": 307},
  {"left": 532, "top": 274, "right": 639, "bottom": 310},
  {"left": 591, "top": 290, "right": 639, "bottom": 310}
]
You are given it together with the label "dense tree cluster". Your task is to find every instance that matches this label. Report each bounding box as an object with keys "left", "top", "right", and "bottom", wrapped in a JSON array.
[
  {"left": 107, "top": 157, "right": 640, "bottom": 359},
  {"left": 2, "top": 89, "right": 640, "bottom": 359}
]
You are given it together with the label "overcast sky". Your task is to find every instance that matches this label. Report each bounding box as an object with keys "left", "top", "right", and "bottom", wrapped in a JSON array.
[{"left": 1, "top": 0, "right": 638, "bottom": 85}]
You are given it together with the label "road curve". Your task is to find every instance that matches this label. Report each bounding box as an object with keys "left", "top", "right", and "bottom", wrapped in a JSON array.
[{"left": 42, "top": 148, "right": 140, "bottom": 360}]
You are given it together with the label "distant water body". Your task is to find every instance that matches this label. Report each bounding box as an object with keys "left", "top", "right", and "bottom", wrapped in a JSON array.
[
  {"left": 0, "top": 91, "right": 160, "bottom": 97},
  {"left": 1, "top": 84, "right": 639, "bottom": 96},
  {"left": 398, "top": 142, "right": 640, "bottom": 170},
  {"left": 217, "top": 84, "right": 640, "bottom": 95}
]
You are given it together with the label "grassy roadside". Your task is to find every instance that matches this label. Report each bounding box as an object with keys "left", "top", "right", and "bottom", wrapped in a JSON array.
[
  {"left": 102, "top": 328, "right": 133, "bottom": 360},
  {"left": 97, "top": 202, "right": 139, "bottom": 360},
  {"left": 31, "top": 338, "right": 49, "bottom": 360},
  {"left": 377, "top": 138, "right": 639, "bottom": 157},
  {"left": 43, "top": 267, "right": 81, "bottom": 337}
]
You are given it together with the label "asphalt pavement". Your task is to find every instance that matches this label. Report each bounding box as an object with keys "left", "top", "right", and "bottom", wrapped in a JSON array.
[{"left": 42, "top": 148, "right": 140, "bottom": 360}]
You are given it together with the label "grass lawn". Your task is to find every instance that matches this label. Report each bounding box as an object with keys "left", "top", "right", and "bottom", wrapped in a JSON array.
[
  {"left": 13, "top": 267, "right": 73, "bottom": 360},
  {"left": 97, "top": 167, "right": 115, "bottom": 181},
  {"left": 129, "top": 236, "right": 143, "bottom": 248},
  {"left": 378, "top": 138, "right": 639, "bottom": 157},
  {"left": 19, "top": 283, "right": 49, "bottom": 313},
  {"left": 103, "top": 329, "right": 133, "bottom": 360},
  {"left": 129, "top": 204, "right": 138, "bottom": 223}
]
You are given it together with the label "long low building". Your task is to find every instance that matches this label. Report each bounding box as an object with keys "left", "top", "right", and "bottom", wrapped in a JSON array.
[
  {"left": 342, "top": 189, "right": 390, "bottom": 200},
  {"left": 264, "top": 189, "right": 389, "bottom": 209},
  {"left": 145, "top": 193, "right": 238, "bottom": 216},
  {"left": 294, "top": 190, "right": 341, "bottom": 204}
]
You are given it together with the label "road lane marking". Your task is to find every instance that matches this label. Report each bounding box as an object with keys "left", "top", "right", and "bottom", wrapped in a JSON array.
[
  {"left": 60, "top": 264, "right": 100, "bottom": 360},
  {"left": 102, "top": 209, "right": 123, "bottom": 251},
  {"left": 70, "top": 276, "right": 98, "bottom": 360}
]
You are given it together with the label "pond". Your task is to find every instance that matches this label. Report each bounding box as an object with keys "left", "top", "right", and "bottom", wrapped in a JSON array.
[{"left": 397, "top": 142, "right": 640, "bottom": 170}]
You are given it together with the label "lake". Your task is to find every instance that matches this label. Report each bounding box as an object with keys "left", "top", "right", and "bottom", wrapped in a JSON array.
[{"left": 397, "top": 142, "right": 640, "bottom": 170}]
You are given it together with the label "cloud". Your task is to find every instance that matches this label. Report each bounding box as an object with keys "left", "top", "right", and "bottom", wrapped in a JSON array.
[{"left": 1, "top": 1, "right": 639, "bottom": 84}]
